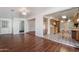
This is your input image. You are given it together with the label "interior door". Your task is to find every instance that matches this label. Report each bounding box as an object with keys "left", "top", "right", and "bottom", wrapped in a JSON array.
[{"left": 0, "top": 18, "right": 12, "bottom": 34}]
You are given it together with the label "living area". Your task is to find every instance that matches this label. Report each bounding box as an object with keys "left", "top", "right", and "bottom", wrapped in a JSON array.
[{"left": 0, "top": 7, "right": 79, "bottom": 52}]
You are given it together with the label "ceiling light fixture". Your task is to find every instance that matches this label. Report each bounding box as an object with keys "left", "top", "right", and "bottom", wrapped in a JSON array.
[
  {"left": 62, "top": 16, "right": 67, "bottom": 19},
  {"left": 22, "top": 12, "right": 27, "bottom": 15},
  {"left": 53, "top": 22, "right": 56, "bottom": 25},
  {"left": 61, "top": 20, "right": 64, "bottom": 23},
  {"left": 19, "top": 7, "right": 30, "bottom": 16},
  {"left": 68, "top": 19, "right": 71, "bottom": 22},
  {"left": 77, "top": 18, "right": 79, "bottom": 22}
]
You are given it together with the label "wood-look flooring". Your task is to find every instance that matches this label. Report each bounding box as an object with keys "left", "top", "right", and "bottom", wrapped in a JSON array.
[{"left": 0, "top": 32, "right": 79, "bottom": 52}]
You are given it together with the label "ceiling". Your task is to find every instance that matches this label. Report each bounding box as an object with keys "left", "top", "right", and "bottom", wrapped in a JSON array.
[
  {"left": 46, "top": 7, "right": 78, "bottom": 20},
  {"left": 0, "top": 7, "right": 52, "bottom": 18}
]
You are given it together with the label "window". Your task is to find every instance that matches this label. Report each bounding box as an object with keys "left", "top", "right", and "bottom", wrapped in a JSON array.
[{"left": 1, "top": 20, "right": 8, "bottom": 28}]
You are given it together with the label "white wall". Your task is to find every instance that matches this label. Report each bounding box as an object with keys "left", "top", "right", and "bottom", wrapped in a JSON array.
[
  {"left": 13, "top": 18, "right": 28, "bottom": 34},
  {"left": 28, "top": 20, "right": 35, "bottom": 32},
  {"left": 35, "top": 15, "right": 43, "bottom": 37},
  {"left": 0, "top": 18, "right": 28, "bottom": 34},
  {"left": 0, "top": 18, "right": 12, "bottom": 34},
  {"left": 34, "top": 8, "right": 72, "bottom": 37},
  {"left": 24, "top": 19, "right": 29, "bottom": 33}
]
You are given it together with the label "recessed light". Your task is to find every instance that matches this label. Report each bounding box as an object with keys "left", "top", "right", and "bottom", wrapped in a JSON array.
[
  {"left": 11, "top": 9, "right": 15, "bottom": 12},
  {"left": 68, "top": 19, "right": 71, "bottom": 22},
  {"left": 61, "top": 20, "right": 64, "bottom": 23},
  {"left": 53, "top": 22, "right": 56, "bottom": 25},
  {"left": 62, "top": 16, "right": 67, "bottom": 19},
  {"left": 77, "top": 18, "right": 79, "bottom": 22}
]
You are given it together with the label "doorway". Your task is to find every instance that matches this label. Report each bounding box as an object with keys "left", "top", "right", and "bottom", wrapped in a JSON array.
[
  {"left": 43, "top": 18, "right": 60, "bottom": 38},
  {"left": 28, "top": 18, "right": 35, "bottom": 35},
  {"left": 43, "top": 18, "right": 48, "bottom": 35},
  {"left": 19, "top": 21, "right": 24, "bottom": 33}
]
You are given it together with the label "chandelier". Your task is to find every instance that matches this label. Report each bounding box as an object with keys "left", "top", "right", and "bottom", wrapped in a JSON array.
[{"left": 19, "top": 7, "right": 30, "bottom": 15}]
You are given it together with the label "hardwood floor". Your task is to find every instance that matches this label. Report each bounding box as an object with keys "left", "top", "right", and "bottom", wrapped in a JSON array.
[{"left": 0, "top": 32, "right": 79, "bottom": 52}]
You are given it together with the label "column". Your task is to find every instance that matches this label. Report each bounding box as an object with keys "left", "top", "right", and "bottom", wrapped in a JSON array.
[
  {"left": 47, "top": 18, "right": 50, "bottom": 35},
  {"left": 35, "top": 15, "right": 44, "bottom": 37}
]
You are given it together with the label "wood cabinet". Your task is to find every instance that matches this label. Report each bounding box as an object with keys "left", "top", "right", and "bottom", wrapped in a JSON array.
[
  {"left": 50, "top": 19, "right": 60, "bottom": 33},
  {"left": 72, "top": 29, "right": 79, "bottom": 41}
]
